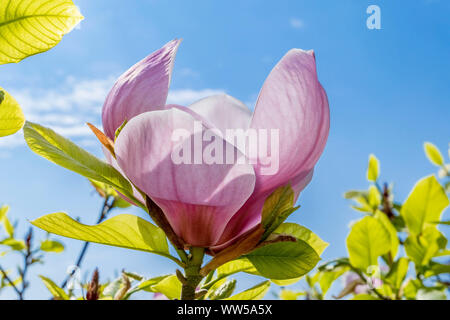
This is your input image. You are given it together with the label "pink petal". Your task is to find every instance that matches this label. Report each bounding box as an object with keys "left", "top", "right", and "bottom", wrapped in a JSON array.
[
  {"left": 102, "top": 39, "right": 181, "bottom": 139},
  {"left": 212, "top": 49, "right": 329, "bottom": 251},
  {"left": 250, "top": 49, "right": 329, "bottom": 194},
  {"left": 114, "top": 107, "right": 256, "bottom": 247},
  {"left": 189, "top": 94, "right": 252, "bottom": 134},
  {"left": 102, "top": 146, "right": 146, "bottom": 206}
]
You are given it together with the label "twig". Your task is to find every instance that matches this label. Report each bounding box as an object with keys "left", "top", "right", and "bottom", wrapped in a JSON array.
[
  {"left": 0, "top": 264, "right": 21, "bottom": 297},
  {"left": 0, "top": 228, "right": 35, "bottom": 300},
  {"left": 60, "top": 196, "right": 115, "bottom": 290}
]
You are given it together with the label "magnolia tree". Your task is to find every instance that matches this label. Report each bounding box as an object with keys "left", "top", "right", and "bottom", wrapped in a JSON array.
[
  {"left": 279, "top": 144, "right": 450, "bottom": 300},
  {"left": 23, "top": 37, "right": 330, "bottom": 300},
  {"left": 0, "top": 0, "right": 448, "bottom": 301}
]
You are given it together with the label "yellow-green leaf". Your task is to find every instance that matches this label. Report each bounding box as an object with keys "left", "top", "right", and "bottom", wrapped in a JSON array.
[
  {"left": 0, "top": 88, "right": 24, "bottom": 137},
  {"left": 31, "top": 213, "right": 169, "bottom": 257},
  {"left": 274, "top": 223, "right": 329, "bottom": 255},
  {"left": 39, "top": 275, "right": 69, "bottom": 300},
  {"left": 346, "top": 216, "right": 391, "bottom": 271},
  {"left": 151, "top": 275, "right": 181, "bottom": 300},
  {"left": 404, "top": 227, "right": 446, "bottom": 266},
  {"left": 217, "top": 258, "right": 259, "bottom": 278},
  {"left": 0, "top": 0, "right": 83, "bottom": 64},
  {"left": 0, "top": 206, "right": 14, "bottom": 238},
  {"left": 40, "top": 239, "right": 64, "bottom": 253},
  {"left": 23, "top": 122, "right": 145, "bottom": 210},
  {"left": 401, "top": 175, "right": 449, "bottom": 235},
  {"left": 209, "top": 279, "right": 236, "bottom": 300},
  {"left": 424, "top": 142, "right": 444, "bottom": 167},
  {"left": 318, "top": 266, "right": 349, "bottom": 295},
  {"left": 374, "top": 210, "right": 399, "bottom": 258},
  {"left": 3, "top": 216, "right": 14, "bottom": 238},
  {"left": 279, "top": 289, "right": 304, "bottom": 300},
  {"left": 261, "top": 185, "right": 298, "bottom": 239},
  {"left": 271, "top": 277, "right": 302, "bottom": 286},
  {"left": 0, "top": 238, "right": 25, "bottom": 250},
  {"left": 368, "top": 185, "right": 381, "bottom": 209},
  {"left": 225, "top": 281, "right": 270, "bottom": 300},
  {"left": 385, "top": 257, "right": 409, "bottom": 289},
  {"left": 367, "top": 154, "right": 380, "bottom": 182},
  {"left": 0, "top": 205, "right": 8, "bottom": 221},
  {"left": 244, "top": 240, "right": 320, "bottom": 280},
  {"left": 424, "top": 262, "right": 450, "bottom": 278}
]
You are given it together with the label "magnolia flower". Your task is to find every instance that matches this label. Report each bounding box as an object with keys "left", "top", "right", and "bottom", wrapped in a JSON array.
[{"left": 100, "top": 39, "right": 329, "bottom": 251}]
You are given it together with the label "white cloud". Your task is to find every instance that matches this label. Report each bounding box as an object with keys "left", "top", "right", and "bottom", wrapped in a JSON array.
[
  {"left": 1, "top": 77, "right": 224, "bottom": 150},
  {"left": 0, "top": 132, "right": 24, "bottom": 149},
  {"left": 290, "top": 18, "right": 304, "bottom": 29}
]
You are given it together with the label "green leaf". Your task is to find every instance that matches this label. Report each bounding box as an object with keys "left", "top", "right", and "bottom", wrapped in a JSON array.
[
  {"left": 279, "top": 289, "right": 305, "bottom": 300},
  {"left": 0, "top": 0, "right": 83, "bottom": 64},
  {"left": 270, "top": 277, "right": 302, "bottom": 286},
  {"left": 113, "top": 197, "right": 132, "bottom": 209},
  {"left": 209, "top": 279, "right": 236, "bottom": 300},
  {"left": 346, "top": 216, "right": 391, "bottom": 271},
  {"left": 90, "top": 179, "right": 132, "bottom": 209},
  {"left": 23, "top": 122, "right": 145, "bottom": 210},
  {"left": 151, "top": 275, "right": 181, "bottom": 300},
  {"left": 40, "top": 239, "right": 64, "bottom": 253},
  {"left": 0, "top": 205, "right": 14, "bottom": 237},
  {"left": 424, "top": 142, "right": 444, "bottom": 167},
  {"left": 344, "top": 190, "right": 368, "bottom": 200},
  {"left": 349, "top": 194, "right": 373, "bottom": 213},
  {"left": 225, "top": 281, "right": 270, "bottom": 300},
  {"left": 114, "top": 119, "right": 128, "bottom": 142},
  {"left": 0, "top": 88, "right": 24, "bottom": 137},
  {"left": 274, "top": 223, "right": 328, "bottom": 255},
  {"left": 385, "top": 258, "right": 409, "bottom": 290},
  {"left": 318, "top": 266, "right": 349, "bottom": 295},
  {"left": 0, "top": 205, "right": 8, "bottom": 221},
  {"left": 401, "top": 175, "right": 449, "bottom": 236},
  {"left": 3, "top": 216, "right": 14, "bottom": 238},
  {"left": 404, "top": 227, "right": 446, "bottom": 266},
  {"left": 135, "top": 275, "right": 170, "bottom": 292},
  {"left": 403, "top": 279, "right": 421, "bottom": 300},
  {"left": 367, "top": 154, "right": 379, "bottom": 182},
  {"left": 121, "top": 274, "right": 170, "bottom": 300},
  {"left": 244, "top": 240, "right": 320, "bottom": 280},
  {"left": 261, "top": 185, "right": 298, "bottom": 239},
  {"left": 31, "top": 213, "right": 170, "bottom": 257},
  {"left": 39, "top": 276, "right": 69, "bottom": 300},
  {"left": 0, "top": 238, "right": 25, "bottom": 250},
  {"left": 374, "top": 211, "right": 399, "bottom": 258},
  {"left": 368, "top": 186, "right": 381, "bottom": 209},
  {"left": 424, "top": 262, "right": 450, "bottom": 278},
  {"left": 217, "top": 259, "right": 259, "bottom": 278},
  {"left": 122, "top": 271, "right": 144, "bottom": 281}
]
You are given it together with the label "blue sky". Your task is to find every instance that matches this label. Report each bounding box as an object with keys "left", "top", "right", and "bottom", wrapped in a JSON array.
[{"left": 0, "top": 0, "right": 449, "bottom": 299}]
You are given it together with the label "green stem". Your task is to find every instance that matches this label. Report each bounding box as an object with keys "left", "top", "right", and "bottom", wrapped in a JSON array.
[{"left": 181, "top": 247, "right": 205, "bottom": 300}]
